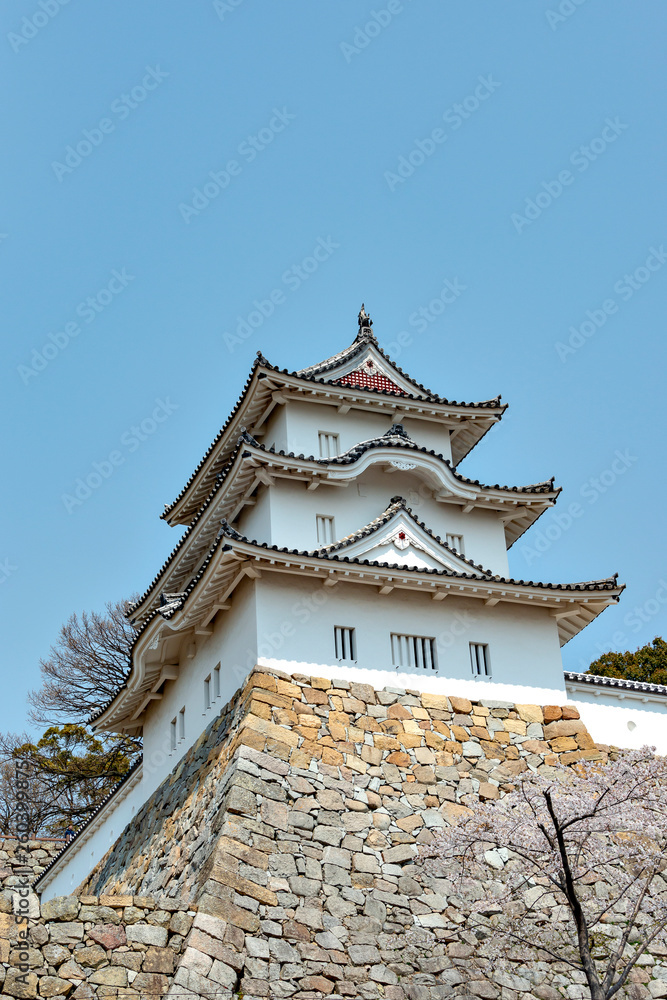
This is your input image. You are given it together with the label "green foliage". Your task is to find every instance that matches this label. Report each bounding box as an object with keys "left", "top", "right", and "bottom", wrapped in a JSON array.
[
  {"left": 586, "top": 637, "right": 667, "bottom": 687},
  {"left": 9, "top": 724, "right": 141, "bottom": 835}
]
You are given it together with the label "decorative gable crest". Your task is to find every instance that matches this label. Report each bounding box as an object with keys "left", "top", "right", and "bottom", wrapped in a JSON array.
[
  {"left": 335, "top": 356, "right": 407, "bottom": 396},
  {"left": 319, "top": 498, "right": 487, "bottom": 575}
]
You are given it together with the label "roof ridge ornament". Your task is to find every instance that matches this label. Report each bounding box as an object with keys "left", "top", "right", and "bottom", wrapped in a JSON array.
[
  {"left": 385, "top": 423, "right": 410, "bottom": 439},
  {"left": 356, "top": 303, "right": 378, "bottom": 343}
]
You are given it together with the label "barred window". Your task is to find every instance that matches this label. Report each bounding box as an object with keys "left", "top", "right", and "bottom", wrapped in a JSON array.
[
  {"left": 316, "top": 514, "right": 336, "bottom": 545},
  {"left": 204, "top": 675, "right": 211, "bottom": 712},
  {"left": 446, "top": 533, "right": 464, "bottom": 554},
  {"left": 213, "top": 662, "right": 221, "bottom": 700},
  {"left": 391, "top": 632, "right": 437, "bottom": 671},
  {"left": 318, "top": 431, "right": 340, "bottom": 458},
  {"left": 334, "top": 626, "right": 356, "bottom": 662},
  {"left": 178, "top": 707, "right": 185, "bottom": 741},
  {"left": 170, "top": 718, "right": 177, "bottom": 752},
  {"left": 470, "top": 643, "right": 491, "bottom": 678}
]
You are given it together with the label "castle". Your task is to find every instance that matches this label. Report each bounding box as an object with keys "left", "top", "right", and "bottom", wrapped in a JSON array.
[{"left": 36, "top": 306, "right": 667, "bottom": 902}]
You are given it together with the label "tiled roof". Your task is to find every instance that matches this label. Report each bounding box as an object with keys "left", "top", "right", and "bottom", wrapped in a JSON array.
[
  {"left": 296, "top": 327, "right": 502, "bottom": 409},
  {"left": 564, "top": 671, "right": 667, "bottom": 697},
  {"left": 162, "top": 341, "right": 506, "bottom": 522},
  {"left": 210, "top": 503, "right": 620, "bottom": 594},
  {"left": 318, "top": 425, "right": 557, "bottom": 494},
  {"left": 128, "top": 431, "right": 259, "bottom": 618},
  {"left": 128, "top": 426, "right": 559, "bottom": 627},
  {"left": 93, "top": 514, "right": 622, "bottom": 730}
]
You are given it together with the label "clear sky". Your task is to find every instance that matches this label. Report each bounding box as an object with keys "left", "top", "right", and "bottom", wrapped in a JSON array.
[{"left": 2, "top": 1, "right": 666, "bottom": 737}]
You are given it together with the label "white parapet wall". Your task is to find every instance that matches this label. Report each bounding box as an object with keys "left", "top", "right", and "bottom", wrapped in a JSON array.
[
  {"left": 37, "top": 764, "right": 144, "bottom": 902},
  {"left": 565, "top": 672, "right": 667, "bottom": 754}
]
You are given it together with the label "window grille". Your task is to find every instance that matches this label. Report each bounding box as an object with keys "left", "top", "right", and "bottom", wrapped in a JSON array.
[
  {"left": 470, "top": 643, "right": 491, "bottom": 678},
  {"left": 391, "top": 633, "right": 437, "bottom": 671},
  {"left": 204, "top": 676, "right": 211, "bottom": 712},
  {"left": 213, "top": 663, "right": 221, "bottom": 701},
  {"left": 316, "top": 514, "right": 336, "bottom": 545},
  {"left": 446, "top": 533, "right": 465, "bottom": 554},
  {"left": 334, "top": 626, "right": 356, "bottom": 662},
  {"left": 318, "top": 431, "right": 340, "bottom": 459}
]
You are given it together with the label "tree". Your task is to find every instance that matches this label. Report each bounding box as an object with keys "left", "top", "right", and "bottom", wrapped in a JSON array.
[
  {"left": 0, "top": 597, "right": 141, "bottom": 836},
  {"left": 0, "top": 735, "right": 54, "bottom": 837},
  {"left": 1, "top": 725, "right": 141, "bottom": 835},
  {"left": 28, "top": 597, "right": 138, "bottom": 725},
  {"left": 418, "top": 748, "right": 667, "bottom": 1000},
  {"left": 586, "top": 637, "right": 667, "bottom": 687}
]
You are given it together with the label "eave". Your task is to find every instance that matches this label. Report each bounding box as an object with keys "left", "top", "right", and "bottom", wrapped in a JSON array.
[
  {"left": 129, "top": 435, "right": 559, "bottom": 627},
  {"left": 162, "top": 358, "right": 506, "bottom": 527},
  {"left": 99, "top": 530, "right": 623, "bottom": 735},
  {"left": 564, "top": 671, "right": 667, "bottom": 705}
]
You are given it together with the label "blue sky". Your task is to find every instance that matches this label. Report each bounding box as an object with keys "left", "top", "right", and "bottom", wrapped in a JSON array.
[{"left": 2, "top": 1, "right": 666, "bottom": 736}]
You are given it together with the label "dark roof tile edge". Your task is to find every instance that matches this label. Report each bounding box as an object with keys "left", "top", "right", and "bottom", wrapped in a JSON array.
[{"left": 564, "top": 671, "right": 667, "bottom": 696}]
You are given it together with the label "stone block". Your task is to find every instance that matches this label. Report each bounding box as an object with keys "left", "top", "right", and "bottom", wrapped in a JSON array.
[
  {"left": 543, "top": 705, "right": 562, "bottom": 722},
  {"left": 41, "top": 896, "right": 79, "bottom": 921},
  {"left": 78, "top": 904, "right": 121, "bottom": 924},
  {"left": 2, "top": 968, "right": 38, "bottom": 998},
  {"left": 562, "top": 704, "right": 580, "bottom": 720},
  {"left": 543, "top": 720, "right": 587, "bottom": 739},
  {"left": 515, "top": 703, "right": 544, "bottom": 724},
  {"left": 209, "top": 959, "right": 238, "bottom": 988},
  {"left": 43, "top": 944, "right": 70, "bottom": 967},
  {"left": 288, "top": 875, "right": 321, "bottom": 897},
  {"left": 301, "top": 975, "right": 336, "bottom": 993},
  {"left": 260, "top": 799, "right": 289, "bottom": 830},
  {"left": 383, "top": 844, "right": 415, "bottom": 864},
  {"left": 132, "top": 972, "right": 170, "bottom": 994},
  {"left": 143, "top": 946, "right": 175, "bottom": 974},
  {"left": 55, "top": 961, "right": 85, "bottom": 982},
  {"left": 450, "top": 696, "right": 473, "bottom": 715},
  {"left": 71, "top": 945, "right": 107, "bottom": 969},
  {"left": 225, "top": 785, "right": 257, "bottom": 816},
  {"left": 209, "top": 862, "right": 278, "bottom": 906},
  {"left": 549, "top": 736, "right": 579, "bottom": 752},
  {"left": 49, "top": 922, "right": 84, "bottom": 946},
  {"left": 413, "top": 765, "right": 436, "bottom": 784},
  {"left": 99, "top": 894, "right": 132, "bottom": 907},
  {"left": 349, "top": 943, "right": 382, "bottom": 964},
  {"left": 89, "top": 966, "right": 128, "bottom": 987},
  {"left": 322, "top": 846, "right": 352, "bottom": 869},
  {"left": 88, "top": 923, "right": 126, "bottom": 949},
  {"left": 125, "top": 923, "right": 168, "bottom": 947}
]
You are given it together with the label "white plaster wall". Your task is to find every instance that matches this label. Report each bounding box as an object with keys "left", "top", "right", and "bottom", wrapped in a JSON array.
[
  {"left": 140, "top": 577, "right": 258, "bottom": 797},
  {"left": 254, "top": 575, "right": 565, "bottom": 691},
  {"left": 38, "top": 767, "right": 144, "bottom": 902},
  {"left": 277, "top": 400, "right": 453, "bottom": 461},
  {"left": 43, "top": 582, "right": 261, "bottom": 901},
  {"left": 567, "top": 688, "right": 667, "bottom": 755},
  {"left": 265, "top": 470, "right": 510, "bottom": 575},
  {"left": 256, "top": 403, "right": 288, "bottom": 452},
  {"left": 236, "top": 483, "right": 271, "bottom": 541}
]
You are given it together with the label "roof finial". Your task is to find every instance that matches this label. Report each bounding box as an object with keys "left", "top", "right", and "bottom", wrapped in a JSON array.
[{"left": 358, "top": 303, "right": 372, "bottom": 330}]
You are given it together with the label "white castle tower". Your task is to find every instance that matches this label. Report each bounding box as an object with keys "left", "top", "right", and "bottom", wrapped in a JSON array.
[
  {"left": 96, "top": 305, "right": 628, "bottom": 774},
  {"left": 44, "top": 305, "right": 667, "bottom": 900}
]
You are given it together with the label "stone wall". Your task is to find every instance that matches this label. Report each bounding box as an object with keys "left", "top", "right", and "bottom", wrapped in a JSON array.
[
  {"left": 1, "top": 841, "right": 65, "bottom": 900},
  {"left": 14, "top": 666, "right": 667, "bottom": 999},
  {"left": 0, "top": 893, "right": 195, "bottom": 999}
]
